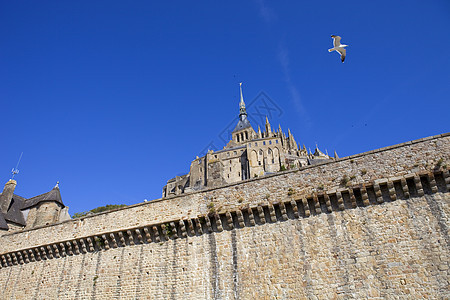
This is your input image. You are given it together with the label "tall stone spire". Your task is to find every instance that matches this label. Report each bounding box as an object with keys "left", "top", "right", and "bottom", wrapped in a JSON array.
[
  {"left": 265, "top": 116, "right": 272, "bottom": 136},
  {"left": 232, "top": 82, "right": 253, "bottom": 133},
  {"left": 239, "top": 82, "right": 247, "bottom": 118},
  {"left": 287, "top": 128, "right": 298, "bottom": 150},
  {"left": 334, "top": 150, "right": 339, "bottom": 159}
]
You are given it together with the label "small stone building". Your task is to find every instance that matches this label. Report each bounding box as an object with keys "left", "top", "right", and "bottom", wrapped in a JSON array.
[
  {"left": 0, "top": 179, "right": 70, "bottom": 234},
  {"left": 163, "top": 85, "right": 335, "bottom": 197}
]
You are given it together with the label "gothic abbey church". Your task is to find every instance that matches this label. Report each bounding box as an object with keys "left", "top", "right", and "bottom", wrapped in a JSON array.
[{"left": 163, "top": 84, "right": 335, "bottom": 197}]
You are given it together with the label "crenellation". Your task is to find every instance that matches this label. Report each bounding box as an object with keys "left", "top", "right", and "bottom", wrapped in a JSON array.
[
  {"left": 236, "top": 210, "right": 245, "bottom": 228},
  {"left": 277, "top": 201, "right": 287, "bottom": 220},
  {"left": 142, "top": 227, "right": 151, "bottom": 243},
  {"left": 444, "top": 169, "right": 450, "bottom": 191},
  {"left": 213, "top": 214, "right": 222, "bottom": 232},
  {"left": 335, "top": 190, "right": 345, "bottom": 210},
  {"left": 88, "top": 237, "right": 95, "bottom": 252},
  {"left": 152, "top": 226, "right": 160, "bottom": 242},
  {"left": 360, "top": 185, "right": 369, "bottom": 206},
  {"left": 268, "top": 203, "right": 277, "bottom": 222},
  {"left": 247, "top": 207, "right": 256, "bottom": 226},
  {"left": 193, "top": 218, "right": 202, "bottom": 235},
  {"left": 22, "top": 250, "right": 29, "bottom": 263},
  {"left": 109, "top": 233, "right": 118, "bottom": 248},
  {"left": 185, "top": 219, "right": 194, "bottom": 236},
  {"left": 46, "top": 245, "right": 53, "bottom": 259},
  {"left": 414, "top": 175, "right": 425, "bottom": 196},
  {"left": 73, "top": 240, "right": 80, "bottom": 255},
  {"left": 401, "top": 178, "right": 410, "bottom": 198},
  {"left": 117, "top": 231, "right": 125, "bottom": 246},
  {"left": 428, "top": 172, "right": 439, "bottom": 193},
  {"left": 289, "top": 200, "right": 299, "bottom": 218},
  {"left": 78, "top": 238, "right": 86, "bottom": 253},
  {"left": 135, "top": 228, "right": 143, "bottom": 244},
  {"left": 159, "top": 223, "right": 167, "bottom": 240},
  {"left": 256, "top": 206, "right": 265, "bottom": 224},
  {"left": 127, "top": 230, "right": 135, "bottom": 245},
  {"left": 52, "top": 244, "right": 59, "bottom": 258},
  {"left": 40, "top": 245, "right": 48, "bottom": 259},
  {"left": 179, "top": 220, "right": 187, "bottom": 238},
  {"left": 101, "top": 234, "right": 109, "bottom": 250},
  {"left": 301, "top": 197, "right": 310, "bottom": 217},
  {"left": 204, "top": 215, "right": 212, "bottom": 232},
  {"left": 169, "top": 221, "right": 177, "bottom": 239},
  {"left": 321, "top": 193, "right": 331, "bottom": 213},
  {"left": 225, "top": 212, "right": 233, "bottom": 229},
  {"left": 65, "top": 242, "right": 73, "bottom": 256},
  {"left": 59, "top": 243, "right": 65, "bottom": 257},
  {"left": 17, "top": 252, "right": 23, "bottom": 264}
]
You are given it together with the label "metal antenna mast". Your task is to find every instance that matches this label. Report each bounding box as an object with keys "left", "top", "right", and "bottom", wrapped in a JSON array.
[{"left": 11, "top": 152, "right": 23, "bottom": 180}]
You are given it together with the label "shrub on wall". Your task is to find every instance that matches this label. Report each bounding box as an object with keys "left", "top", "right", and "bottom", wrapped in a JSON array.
[{"left": 72, "top": 204, "right": 127, "bottom": 219}]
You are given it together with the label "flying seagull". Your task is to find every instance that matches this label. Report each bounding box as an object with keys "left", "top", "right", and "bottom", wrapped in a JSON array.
[{"left": 328, "top": 35, "right": 348, "bottom": 63}]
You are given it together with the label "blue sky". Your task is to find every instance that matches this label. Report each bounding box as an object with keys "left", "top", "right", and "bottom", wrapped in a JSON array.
[{"left": 1, "top": 1, "right": 449, "bottom": 215}]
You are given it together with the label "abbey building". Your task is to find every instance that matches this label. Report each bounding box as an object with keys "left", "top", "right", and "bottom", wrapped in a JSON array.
[{"left": 163, "top": 84, "right": 336, "bottom": 197}]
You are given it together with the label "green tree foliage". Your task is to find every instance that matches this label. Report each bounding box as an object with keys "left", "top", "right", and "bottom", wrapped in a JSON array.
[{"left": 71, "top": 204, "right": 127, "bottom": 219}]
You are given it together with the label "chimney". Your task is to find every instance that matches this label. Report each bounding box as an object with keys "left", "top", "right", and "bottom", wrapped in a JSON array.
[{"left": 0, "top": 179, "right": 17, "bottom": 214}]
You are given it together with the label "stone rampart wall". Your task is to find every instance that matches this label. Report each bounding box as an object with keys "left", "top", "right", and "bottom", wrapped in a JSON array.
[
  {"left": 1, "top": 134, "right": 448, "bottom": 253},
  {"left": 0, "top": 134, "right": 449, "bottom": 299},
  {"left": 0, "top": 191, "right": 448, "bottom": 299}
]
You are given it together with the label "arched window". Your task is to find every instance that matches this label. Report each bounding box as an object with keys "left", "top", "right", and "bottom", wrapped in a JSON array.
[{"left": 245, "top": 131, "right": 248, "bottom": 140}]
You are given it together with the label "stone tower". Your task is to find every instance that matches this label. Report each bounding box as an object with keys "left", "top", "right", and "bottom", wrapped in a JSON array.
[
  {"left": 0, "top": 179, "right": 70, "bottom": 233},
  {"left": 231, "top": 83, "right": 256, "bottom": 144}
]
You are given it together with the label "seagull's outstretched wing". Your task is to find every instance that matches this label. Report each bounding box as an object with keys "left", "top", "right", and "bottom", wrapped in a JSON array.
[
  {"left": 336, "top": 48, "right": 346, "bottom": 62},
  {"left": 331, "top": 35, "right": 341, "bottom": 47}
]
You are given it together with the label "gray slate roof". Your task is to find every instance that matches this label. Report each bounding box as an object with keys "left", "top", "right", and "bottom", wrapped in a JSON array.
[
  {"left": 0, "top": 185, "right": 63, "bottom": 230},
  {"left": 232, "top": 116, "right": 253, "bottom": 133},
  {"left": 4, "top": 194, "right": 26, "bottom": 225},
  {"left": 21, "top": 186, "right": 63, "bottom": 209},
  {"left": 0, "top": 213, "right": 8, "bottom": 230}
]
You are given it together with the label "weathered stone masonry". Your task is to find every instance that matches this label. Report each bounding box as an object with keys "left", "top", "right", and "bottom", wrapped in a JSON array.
[{"left": 0, "top": 134, "right": 449, "bottom": 299}]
